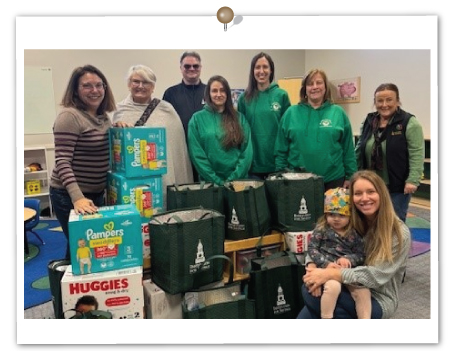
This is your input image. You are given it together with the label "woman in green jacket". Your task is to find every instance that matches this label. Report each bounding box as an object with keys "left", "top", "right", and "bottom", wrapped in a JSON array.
[
  {"left": 188, "top": 75, "right": 253, "bottom": 185},
  {"left": 238, "top": 52, "right": 291, "bottom": 179},
  {"left": 275, "top": 68, "right": 357, "bottom": 191}
]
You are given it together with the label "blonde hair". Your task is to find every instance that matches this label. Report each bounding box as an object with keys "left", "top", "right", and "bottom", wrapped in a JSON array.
[
  {"left": 126, "top": 65, "right": 157, "bottom": 85},
  {"left": 349, "top": 170, "right": 403, "bottom": 265},
  {"left": 314, "top": 213, "right": 352, "bottom": 237}
]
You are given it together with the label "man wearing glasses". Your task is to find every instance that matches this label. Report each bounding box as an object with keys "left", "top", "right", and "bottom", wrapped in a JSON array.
[
  {"left": 163, "top": 51, "right": 206, "bottom": 181},
  {"left": 163, "top": 51, "right": 206, "bottom": 137}
]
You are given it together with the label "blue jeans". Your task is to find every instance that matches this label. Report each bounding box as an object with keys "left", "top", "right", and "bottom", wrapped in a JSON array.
[
  {"left": 297, "top": 284, "right": 383, "bottom": 319},
  {"left": 50, "top": 187, "right": 105, "bottom": 259},
  {"left": 390, "top": 192, "right": 412, "bottom": 222}
]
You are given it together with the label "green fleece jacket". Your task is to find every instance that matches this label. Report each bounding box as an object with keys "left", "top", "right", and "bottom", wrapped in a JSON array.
[
  {"left": 237, "top": 83, "right": 291, "bottom": 173},
  {"left": 187, "top": 105, "right": 253, "bottom": 185},
  {"left": 274, "top": 101, "right": 357, "bottom": 183}
]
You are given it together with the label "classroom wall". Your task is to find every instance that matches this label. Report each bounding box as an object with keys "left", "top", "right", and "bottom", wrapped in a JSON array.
[
  {"left": 305, "top": 49, "right": 431, "bottom": 138},
  {"left": 23, "top": 49, "right": 431, "bottom": 178}
]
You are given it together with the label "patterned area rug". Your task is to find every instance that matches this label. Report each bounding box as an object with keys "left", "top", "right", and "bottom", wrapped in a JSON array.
[
  {"left": 406, "top": 214, "right": 431, "bottom": 258},
  {"left": 24, "top": 220, "right": 66, "bottom": 309}
]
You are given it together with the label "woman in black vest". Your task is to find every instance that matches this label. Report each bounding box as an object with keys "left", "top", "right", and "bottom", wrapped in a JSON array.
[{"left": 355, "top": 83, "right": 424, "bottom": 222}]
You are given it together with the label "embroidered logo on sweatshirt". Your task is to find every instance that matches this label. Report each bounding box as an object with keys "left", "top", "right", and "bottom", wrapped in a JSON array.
[
  {"left": 271, "top": 102, "right": 282, "bottom": 111},
  {"left": 319, "top": 119, "right": 332, "bottom": 127}
]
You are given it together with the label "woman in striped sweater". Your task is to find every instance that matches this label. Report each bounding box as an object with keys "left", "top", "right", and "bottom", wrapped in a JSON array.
[{"left": 49, "top": 65, "right": 116, "bottom": 259}]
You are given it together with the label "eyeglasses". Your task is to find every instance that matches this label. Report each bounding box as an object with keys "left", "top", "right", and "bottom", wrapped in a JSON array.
[
  {"left": 130, "top": 79, "right": 152, "bottom": 87},
  {"left": 183, "top": 64, "right": 201, "bottom": 70},
  {"left": 79, "top": 83, "right": 106, "bottom": 91}
]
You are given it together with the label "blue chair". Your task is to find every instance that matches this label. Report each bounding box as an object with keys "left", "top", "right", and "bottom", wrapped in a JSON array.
[{"left": 24, "top": 198, "right": 45, "bottom": 245}]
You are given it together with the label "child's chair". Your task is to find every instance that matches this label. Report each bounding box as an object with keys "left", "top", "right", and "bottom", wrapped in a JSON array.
[{"left": 24, "top": 198, "right": 45, "bottom": 245}]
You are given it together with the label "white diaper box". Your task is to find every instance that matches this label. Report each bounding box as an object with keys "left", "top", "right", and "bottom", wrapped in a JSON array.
[
  {"left": 142, "top": 279, "right": 225, "bottom": 319},
  {"left": 285, "top": 231, "right": 313, "bottom": 253},
  {"left": 142, "top": 279, "right": 182, "bottom": 319},
  {"left": 61, "top": 265, "right": 144, "bottom": 319}
]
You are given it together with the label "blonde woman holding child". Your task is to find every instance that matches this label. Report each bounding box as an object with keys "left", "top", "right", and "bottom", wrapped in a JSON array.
[{"left": 307, "top": 187, "right": 371, "bottom": 319}]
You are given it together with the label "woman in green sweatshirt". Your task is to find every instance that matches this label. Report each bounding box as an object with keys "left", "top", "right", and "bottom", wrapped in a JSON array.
[
  {"left": 188, "top": 75, "right": 253, "bottom": 185},
  {"left": 238, "top": 52, "right": 291, "bottom": 179},
  {"left": 275, "top": 68, "right": 357, "bottom": 190}
]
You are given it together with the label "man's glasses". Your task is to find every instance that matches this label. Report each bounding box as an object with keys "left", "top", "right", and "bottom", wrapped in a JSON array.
[
  {"left": 79, "top": 83, "right": 106, "bottom": 91},
  {"left": 183, "top": 64, "right": 201, "bottom": 70},
  {"left": 130, "top": 79, "right": 152, "bottom": 87}
]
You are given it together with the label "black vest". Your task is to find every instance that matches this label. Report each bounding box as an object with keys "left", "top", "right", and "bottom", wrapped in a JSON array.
[{"left": 358, "top": 109, "right": 413, "bottom": 193}]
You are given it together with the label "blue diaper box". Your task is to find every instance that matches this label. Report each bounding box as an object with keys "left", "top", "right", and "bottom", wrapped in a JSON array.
[
  {"left": 110, "top": 127, "right": 167, "bottom": 178},
  {"left": 68, "top": 204, "right": 142, "bottom": 275},
  {"left": 107, "top": 171, "right": 164, "bottom": 223}
]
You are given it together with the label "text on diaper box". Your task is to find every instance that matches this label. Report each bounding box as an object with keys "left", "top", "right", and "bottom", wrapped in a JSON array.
[{"left": 68, "top": 278, "right": 129, "bottom": 294}]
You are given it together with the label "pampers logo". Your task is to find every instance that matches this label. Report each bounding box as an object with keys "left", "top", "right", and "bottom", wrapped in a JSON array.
[
  {"left": 86, "top": 222, "right": 125, "bottom": 240},
  {"left": 126, "top": 138, "right": 143, "bottom": 167}
]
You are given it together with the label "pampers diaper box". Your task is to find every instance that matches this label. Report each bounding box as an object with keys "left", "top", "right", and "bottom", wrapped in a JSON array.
[
  {"left": 61, "top": 265, "right": 144, "bottom": 319},
  {"left": 110, "top": 127, "right": 167, "bottom": 178},
  {"left": 107, "top": 172, "right": 163, "bottom": 271},
  {"left": 68, "top": 204, "right": 142, "bottom": 275},
  {"left": 106, "top": 171, "right": 163, "bottom": 223}
]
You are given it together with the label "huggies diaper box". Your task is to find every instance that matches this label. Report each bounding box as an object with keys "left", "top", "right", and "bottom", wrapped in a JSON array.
[
  {"left": 68, "top": 204, "right": 142, "bottom": 275},
  {"left": 285, "top": 231, "right": 313, "bottom": 254},
  {"left": 61, "top": 265, "right": 144, "bottom": 319},
  {"left": 110, "top": 127, "right": 167, "bottom": 178},
  {"left": 107, "top": 171, "right": 163, "bottom": 223}
]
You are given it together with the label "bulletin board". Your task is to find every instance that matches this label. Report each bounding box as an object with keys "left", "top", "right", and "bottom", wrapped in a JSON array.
[{"left": 24, "top": 66, "right": 57, "bottom": 134}]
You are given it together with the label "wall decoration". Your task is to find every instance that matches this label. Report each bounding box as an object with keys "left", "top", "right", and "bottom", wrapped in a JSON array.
[{"left": 331, "top": 76, "right": 361, "bottom": 104}]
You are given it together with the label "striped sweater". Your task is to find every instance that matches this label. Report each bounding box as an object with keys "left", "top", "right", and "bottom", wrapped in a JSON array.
[{"left": 50, "top": 107, "right": 111, "bottom": 203}]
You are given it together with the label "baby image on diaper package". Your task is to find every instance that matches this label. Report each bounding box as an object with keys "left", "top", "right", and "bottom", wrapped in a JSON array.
[{"left": 68, "top": 204, "right": 143, "bottom": 275}]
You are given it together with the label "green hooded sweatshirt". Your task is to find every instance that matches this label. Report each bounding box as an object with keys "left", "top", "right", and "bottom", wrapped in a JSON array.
[
  {"left": 187, "top": 105, "right": 253, "bottom": 185},
  {"left": 237, "top": 83, "right": 291, "bottom": 174},
  {"left": 274, "top": 100, "right": 357, "bottom": 183}
]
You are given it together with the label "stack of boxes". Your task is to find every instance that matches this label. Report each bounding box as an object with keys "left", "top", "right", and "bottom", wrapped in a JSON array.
[
  {"left": 60, "top": 126, "right": 169, "bottom": 319},
  {"left": 61, "top": 204, "right": 145, "bottom": 319},
  {"left": 107, "top": 127, "right": 167, "bottom": 270}
]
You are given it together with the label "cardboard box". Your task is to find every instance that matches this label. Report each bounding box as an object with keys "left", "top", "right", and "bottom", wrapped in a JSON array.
[
  {"left": 142, "top": 279, "right": 225, "bottom": 319},
  {"left": 285, "top": 231, "right": 313, "bottom": 254},
  {"left": 61, "top": 265, "right": 144, "bottom": 319},
  {"left": 142, "top": 222, "right": 151, "bottom": 271},
  {"left": 142, "top": 279, "right": 182, "bottom": 319},
  {"left": 107, "top": 171, "right": 164, "bottom": 223},
  {"left": 236, "top": 244, "right": 282, "bottom": 274},
  {"left": 110, "top": 127, "right": 167, "bottom": 178},
  {"left": 68, "top": 204, "right": 143, "bottom": 275}
]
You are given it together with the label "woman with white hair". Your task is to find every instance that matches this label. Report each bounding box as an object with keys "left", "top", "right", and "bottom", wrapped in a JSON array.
[{"left": 113, "top": 65, "right": 193, "bottom": 209}]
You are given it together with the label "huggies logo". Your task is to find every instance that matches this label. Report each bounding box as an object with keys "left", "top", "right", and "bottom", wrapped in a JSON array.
[{"left": 69, "top": 278, "right": 129, "bottom": 294}]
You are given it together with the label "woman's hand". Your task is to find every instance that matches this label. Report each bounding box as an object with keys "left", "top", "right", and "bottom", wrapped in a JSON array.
[
  {"left": 74, "top": 198, "right": 98, "bottom": 215},
  {"left": 404, "top": 182, "right": 418, "bottom": 195},
  {"left": 113, "top": 121, "right": 134, "bottom": 128},
  {"left": 303, "top": 266, "right": 341, "bottom": 293}
]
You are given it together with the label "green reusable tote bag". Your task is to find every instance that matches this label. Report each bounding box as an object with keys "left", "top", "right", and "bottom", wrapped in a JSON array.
[
  {"left": 265, "top": 171, "right": 324, "bottom": 232},
  {"left": 182, "top": 255, "right": 256, "bottom": 319},
  {"left": 224, "top": 180, "right": 271, "bottom": 240},
  {"left": 149, "top": 207, "right": 225, "bottom": 295},
  {"left": 248, "top": 251, "right": 305, "bottom": 319},
  {"left": 166, "top": 182, "right": 225, "bottom": 214}
]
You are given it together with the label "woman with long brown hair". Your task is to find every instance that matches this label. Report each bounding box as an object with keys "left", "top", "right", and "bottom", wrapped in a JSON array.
[
  {"left": 298, "top": 170, "right": 411, "bottom": 319},
  {"left": 187, "top": 75, "right": 253, "bottom": 185}
]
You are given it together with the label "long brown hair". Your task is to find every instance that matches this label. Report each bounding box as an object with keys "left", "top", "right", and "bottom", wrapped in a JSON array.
[
  {"left": 349, "top": 170, "right": 404, "bottom": 264},
  {"left": 243, "top": 52, "right": 275, "bottom": 101},
  {"left": 299, "top": 68, "right": 333, "bottom": 104},
  {"left": 61, "top": 64, "right": 116, "bottom": 115},
  {"left": 205, "top": 75, "right": 244, "bottom": 150}
]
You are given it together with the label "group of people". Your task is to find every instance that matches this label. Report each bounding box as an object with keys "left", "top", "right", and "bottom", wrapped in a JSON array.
[{"left": 48, "top": 50, "right": 425, "bottom": 319}]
